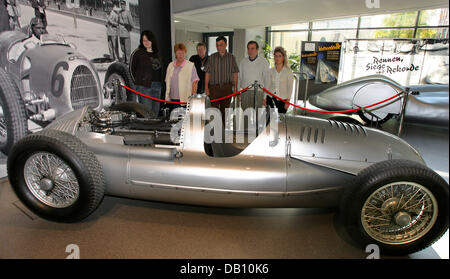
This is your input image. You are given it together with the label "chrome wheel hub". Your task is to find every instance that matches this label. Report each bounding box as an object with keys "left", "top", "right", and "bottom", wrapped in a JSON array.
[
  {"left": 361, "top": 182, "right": 438, "bottom": 245},
  {"left": 395, "top": 211, "right": 412, "bottom": 227},
  {"left": 24, "top": 152, "right": 80, "bottom": 208},
  {"left": 39, "top": 178, "right": 54, "bottom": 191}
]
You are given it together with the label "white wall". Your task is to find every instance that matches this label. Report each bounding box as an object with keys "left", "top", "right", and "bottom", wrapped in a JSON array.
[
  {"left": 175, "top": 29, "right": 204, "bottom": 59},
  {"left": 233, "top": 27, "right": 266, "bottom": 64}
]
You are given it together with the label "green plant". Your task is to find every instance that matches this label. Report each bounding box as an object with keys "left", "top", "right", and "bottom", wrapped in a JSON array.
[
  {"left": 255, "top": 35, "right": 274, "bottom": 67},
  {"left": 288, "top": 53, "right": 300, "bottom": 73}
]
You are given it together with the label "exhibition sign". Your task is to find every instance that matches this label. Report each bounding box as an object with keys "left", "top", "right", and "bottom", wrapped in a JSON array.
[
  {"left": 300, "top": 41, "right": 342, "bottom": 84},
  {"left": 338, "top": 39, "right": 449, "bottom": 85}
]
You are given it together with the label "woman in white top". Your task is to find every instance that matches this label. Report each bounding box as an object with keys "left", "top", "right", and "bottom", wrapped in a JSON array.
[{"left": 264, "top": 46, "right": 294, "bottom": 113}]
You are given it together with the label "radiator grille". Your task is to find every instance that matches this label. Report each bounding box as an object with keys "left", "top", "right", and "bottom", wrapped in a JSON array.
[{"left": 70, "top": 65, "right": 99, "bottom": 110}]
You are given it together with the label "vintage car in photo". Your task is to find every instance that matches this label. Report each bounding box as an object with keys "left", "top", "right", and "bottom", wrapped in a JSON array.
[
  {"left": 308, "top": 75, "right": 449, "bottom": 126},
  {"left": 6, "top": 94, "right": 449, "bottom": 255},
  {"left": 0, "top": 29, "right": 104, "bottom": 154}
]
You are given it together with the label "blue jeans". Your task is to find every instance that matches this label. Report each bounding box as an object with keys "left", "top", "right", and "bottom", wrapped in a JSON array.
[{"left": 136, "top": 82, "right": 162, "bottom": 115}]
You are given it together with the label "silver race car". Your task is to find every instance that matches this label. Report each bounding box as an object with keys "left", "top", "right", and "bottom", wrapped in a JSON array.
[
  {"left": 0, "top": 29, "right": 104, "bottom": 154},
  {"left": 309, "top": 75, "right": 449, "bottom": 126},
  {"left": 7, "top": 95, "right": 449, "bottom": 255}
]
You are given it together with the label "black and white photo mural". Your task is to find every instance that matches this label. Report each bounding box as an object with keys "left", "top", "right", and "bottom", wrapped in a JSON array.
[
  {"left": 6, "top": 0, "right": 141, "bottom": 81},
  {"left": 0, "top": 0, "right": 146, "bottom": 155}
]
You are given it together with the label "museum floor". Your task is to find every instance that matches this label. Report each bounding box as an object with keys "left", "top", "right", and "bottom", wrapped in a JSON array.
[{"left": 0, "top": 116, "right": 448, "bottom": 259}]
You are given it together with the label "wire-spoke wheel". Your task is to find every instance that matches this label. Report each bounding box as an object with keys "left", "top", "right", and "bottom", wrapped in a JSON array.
[
  {"left": 361, "top": 182, "right": 438, "bottom": 245},
  {"left": 341, "top": 159, "right": 449, "bottom": 255},
  {"left": 24, "top": 152, "right": 80, "bottom": 208},
  {"left": 8, "top": 129, "right": 105, "bottom": 223}
]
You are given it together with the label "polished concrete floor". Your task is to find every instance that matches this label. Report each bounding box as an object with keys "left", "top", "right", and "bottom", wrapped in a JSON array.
[{"left": 0, "top": 115, "right": 448, "bottom": 259}]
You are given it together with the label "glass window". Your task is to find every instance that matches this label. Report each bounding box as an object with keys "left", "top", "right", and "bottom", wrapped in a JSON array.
[
  {"left": 360, "top": 12, "right": 418, "bottom": 28},
  {"left": 311, "top": 30, "right": 357, "bottom": 42},
  {"left": 418, "top": 8, "right": 449, "bottom": 26},
  {"left": 312, "top": 17, "right": 358, "bottom": 29},
  {"left": 358, "top": 28, "right": 415, "bottom": 39},
  {"left": 416, "top": 28, "right": 449, "bottom": 39},
  {"left": 271, "top": 23, "right": 309, "bottom": 31},
  {"left": 270, "top": 31, "right": 308, "bottom": 55}
]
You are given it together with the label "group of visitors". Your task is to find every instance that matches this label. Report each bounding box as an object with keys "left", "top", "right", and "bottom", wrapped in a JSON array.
[{"left": 129, "top": 31, "right": 294, "bottom": 121}]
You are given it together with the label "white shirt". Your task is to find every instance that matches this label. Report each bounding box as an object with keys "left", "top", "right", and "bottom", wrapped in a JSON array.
[
  {"left": 274, "top": 70, "right": 281, "bottom": 94},
  {"left": 238, "top": 55, "right": 270, "bottom": 89},
  {"left": 267, "top": 66, "right": 294, "bottom": 100}
]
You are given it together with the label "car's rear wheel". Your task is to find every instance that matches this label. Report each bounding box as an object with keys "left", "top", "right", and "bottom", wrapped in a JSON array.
[
  {"left": 0, "top": 68, "right": 28, "bottom": 155},
  {"left": 105, "top": 62, "right": 136, "bottom": 103},
  {"left": 7, "top": 129, "right": 105, "bottom": 223},
  {"left": 341, "top": 159, "right": 449, "bottom": 255}
]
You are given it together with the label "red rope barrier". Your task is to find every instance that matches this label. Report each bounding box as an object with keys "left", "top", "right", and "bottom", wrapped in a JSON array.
[
  {"left": 121, "top": 83, "right": 402, "bottom": 114},
  {"left": 121, "top": 84, "right": 249, "bottom": 104},
  {"left": 121, "top": 84, "right": 187, "bottom": 105},
  {"left": 209, "top": 86, "right": 250, "bottom": 103},
  {"left": 261, "top": 87, "right": 402, "bottom": 114}
]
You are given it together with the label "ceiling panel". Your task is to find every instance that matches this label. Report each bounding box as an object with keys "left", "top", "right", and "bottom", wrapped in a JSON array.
[{"left": 173, "top": 0, "right": 449, "bottom": 31}]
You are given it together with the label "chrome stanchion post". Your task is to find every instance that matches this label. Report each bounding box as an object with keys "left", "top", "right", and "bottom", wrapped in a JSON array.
[
  {"left": 303, "top": 73, "right": 309, "bottom": 116},
  {"left": 295, "top": 73, "right": 309, "bottom": 116},
  {"left": 292, "top": 73, "right": 300, "bottom": 115},
  {"left": 397, "top": 88, "right": 409, "bottom": 137},
  {"left": 253, "top": 81, "right": 259, "bottom": 134}
]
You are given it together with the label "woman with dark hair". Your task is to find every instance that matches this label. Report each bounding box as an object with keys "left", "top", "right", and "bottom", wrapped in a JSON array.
[{"left": 129, "top": 30, "right": 163, "bottom": 115}]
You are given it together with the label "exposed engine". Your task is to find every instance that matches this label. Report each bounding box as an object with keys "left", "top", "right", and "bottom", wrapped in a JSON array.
[{"left": 80, "top": 109, "right": 180, "bottom": 147}]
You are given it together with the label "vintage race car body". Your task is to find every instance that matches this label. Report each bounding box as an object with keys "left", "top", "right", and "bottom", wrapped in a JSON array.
[
  {"left": 43, "top": 94, "right": 424, "bottom": 208},
  {"left": 309, "top": 75, "right": 449, "bottom": 126},
  {"left": 0, "top": 30, "right": 103, "bottom": 122},
  {"left": 8, "top": 94, "right": 448, "bottom": 255}
]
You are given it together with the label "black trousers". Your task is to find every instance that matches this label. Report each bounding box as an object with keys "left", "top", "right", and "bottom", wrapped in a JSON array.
[
  {"left": 167, "top": 99, "right": 183, "bottom": 114},
  {"left": 266, "top": 96, "right": 287, "bottom": 114}
]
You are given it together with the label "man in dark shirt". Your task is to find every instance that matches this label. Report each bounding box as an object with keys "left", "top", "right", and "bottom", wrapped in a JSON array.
[{"left": 189, "top": 42, "right": 208, "bottom": 94}]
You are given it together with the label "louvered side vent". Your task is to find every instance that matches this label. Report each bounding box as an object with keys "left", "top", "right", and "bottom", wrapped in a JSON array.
[
  {"left": 328, "top": 120, "right": 367, "bottom": 137},
  {"left": 70, "top": 65, "right": 100, "bottom": 110},
  {"left": 299, "top": 125, "right": 326, "bottom": 144}
]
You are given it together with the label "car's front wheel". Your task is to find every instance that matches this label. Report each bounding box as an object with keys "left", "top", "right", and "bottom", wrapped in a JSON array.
[
  {"left": 341, "top": 159, "right": 449, "bottom": 255},
  {"left": 7, "top": 129, "right": 106, "bottom": 223}
]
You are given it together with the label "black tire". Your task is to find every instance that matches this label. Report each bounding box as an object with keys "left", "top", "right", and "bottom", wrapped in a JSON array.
[
  {"left": 357, "top": 110, "right": 393, "bottom": 126},
  {"left": 329, "top": 116, "right": 363, "bottom": 125},
  {"left": 341, "top": 159, "right": 449, "bottom": 255},
  {"left": 90, "top": 57, "right": 115, "bottom": 72},
  {"left": 110, "top": 102, "right": 156, "bottom": 118},
  {"left": 104, "top": 62, "right": 136, "bottom": 103},
  {"left": 7, "top": 129, "right": 106, "bottom": 223},
  {"left": 0, "top": 68, "right": 28, "bottom": 155}
]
